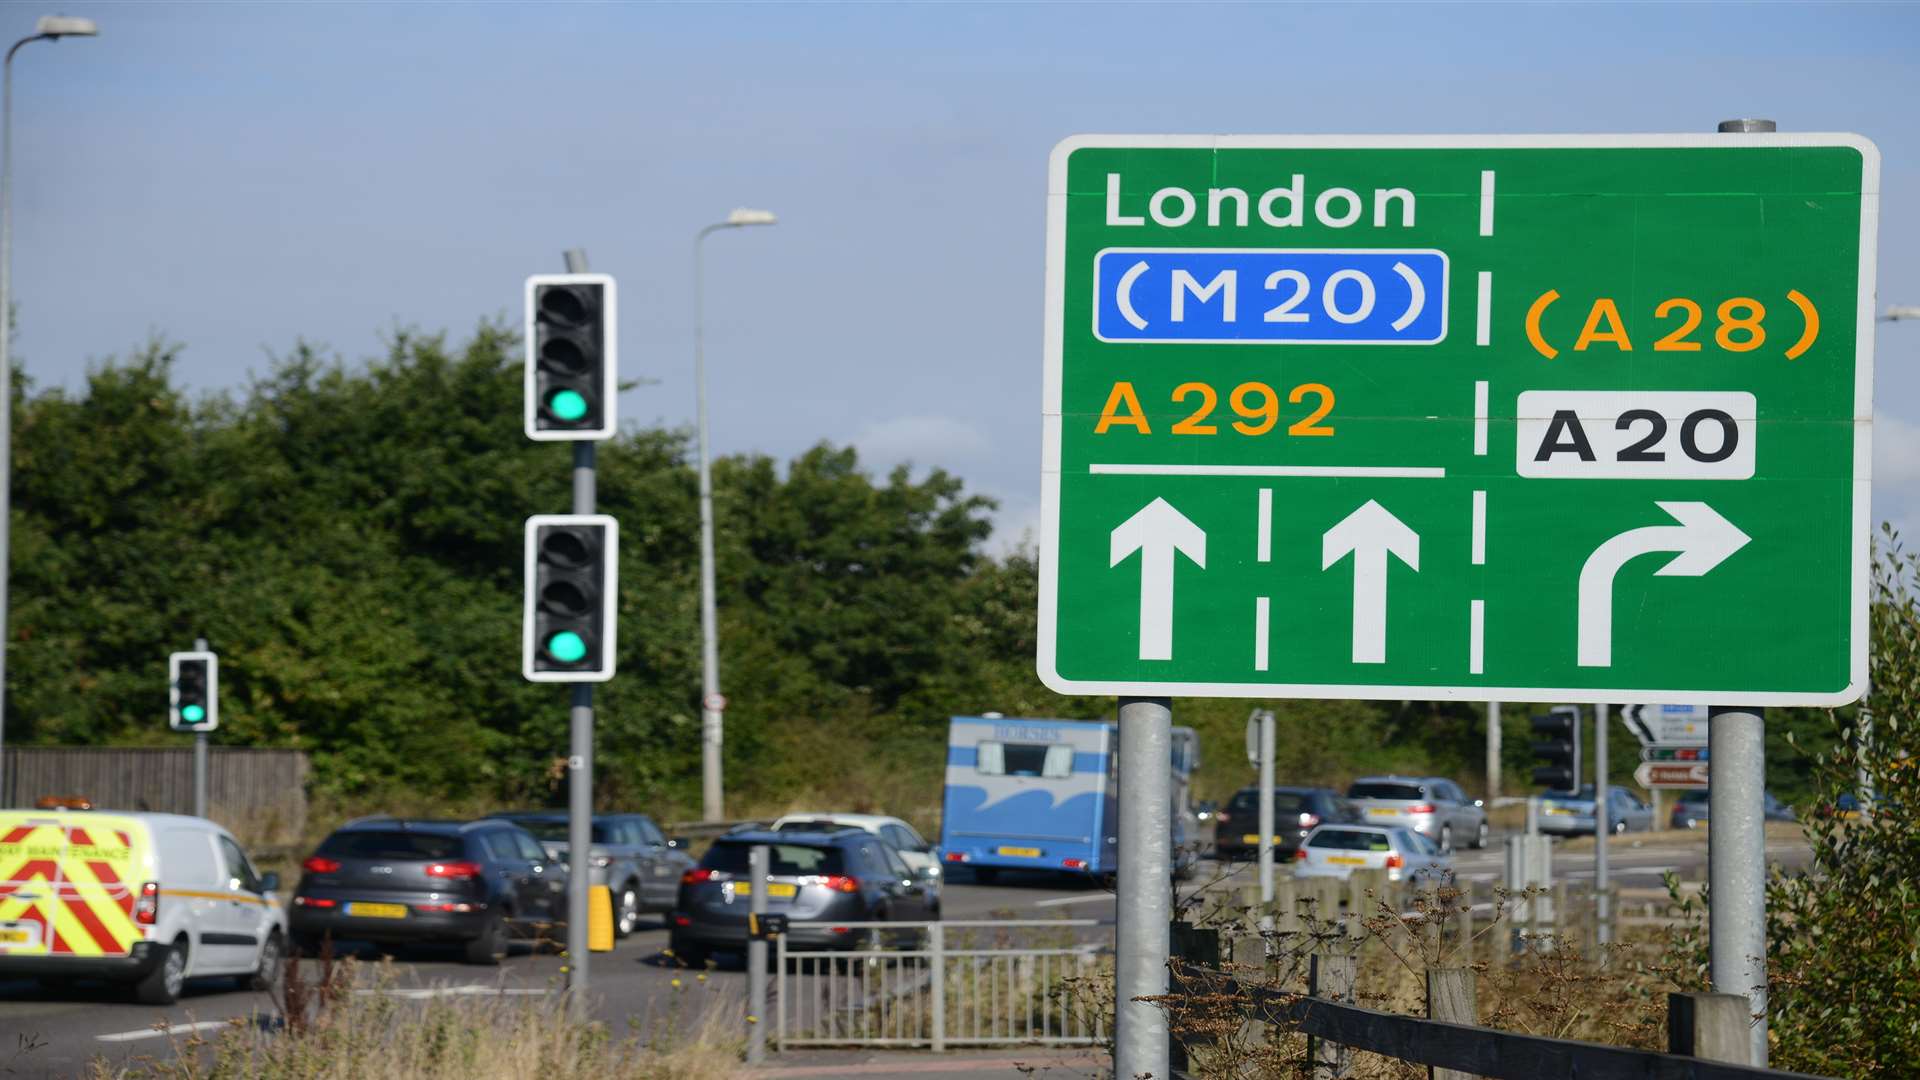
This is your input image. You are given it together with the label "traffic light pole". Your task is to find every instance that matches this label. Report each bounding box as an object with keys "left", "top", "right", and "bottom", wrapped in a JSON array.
[
  {"left": 192, "top": 636, "right": 209, "bottom": 819},
  {"left": 563, "top": 248, "right": 595, "bottom": 1017}
]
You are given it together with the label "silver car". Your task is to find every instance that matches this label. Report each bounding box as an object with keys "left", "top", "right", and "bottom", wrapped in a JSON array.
[
  {"left": 1292, "top": 824, "right": 1451, "bottom": 884},
  {"left": 1345, "top": 776, "right": 1488, "bottom": 851},
  {"left": 489, "top": 812, "right": 694, "bottom": 936},
  {"left": 1539, "top": 785, "right": 1655, "bottom": 836}
]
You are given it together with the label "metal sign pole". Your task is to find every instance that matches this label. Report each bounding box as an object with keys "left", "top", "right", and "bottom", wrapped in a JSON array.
[
  {"left": 747, "top": 843, "right": 769, "bottom": 1064},
  {"left": 1487, "top": 700, "right": 1502, "bottom": 803},
  {"left": 1257, "top": 709, "right": 1275, "bottom": 929},
  {"left": 192, "top": 636, "right": 209, "bottom": 819},
  {"left": 562, "top": 247, "right": 595, "bottom": 1016},
  {"left": 1595, "top": 703, "right": 1610, "bottom": 949},
  {"left": 1114, "top": 696, "right": 1171, "bottom": 1080}
]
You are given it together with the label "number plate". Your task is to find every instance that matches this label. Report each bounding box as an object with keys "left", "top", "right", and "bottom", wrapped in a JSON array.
[
  {"left": 734, "top": 883, "right": 798, "bottom": 898},
  {"left": 1366, "top": 808, "right": 1400, "bottom": 817},
  {"left": 1327, "top": 856, "right": 1367, "bottom": 865},
  {"left": 1545, "top": 807, "right": 1573, "bottom": 815},
  {"left": 345, "top": 902, "right": 408, "bottom": 919},
  {"left": 997, "top": 846, "right": 1042, "bottom": 858},
  {"left": 0, "top": 922, "right": 38, "bottom": 946}
]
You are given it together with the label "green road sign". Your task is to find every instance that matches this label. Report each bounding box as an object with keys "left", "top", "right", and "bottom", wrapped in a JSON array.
[{"left": 1039, "top": 134, "right": 1877, "bottom": 706}]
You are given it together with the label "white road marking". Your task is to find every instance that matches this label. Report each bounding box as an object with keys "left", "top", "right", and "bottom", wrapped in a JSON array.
[
  {"left": 97, "top": 1020, "right": 233, "bottom": 1043},
  {"left": 1256, "top": 487, "right": 1273, "bottom": 562},
  {"left": 1473, "top": 381, "right": 1489, "bottom": 456},
  {"left": 1035, "top": 893, "right": 1115, "bottom": 909},
  {"left": 1254, "top": 596, "right": 1271, "bottom": 672},
  {"left": 1471, "top": 489, "right": 1487, "bottom": 565},
  {"left": 1480, "top": 170, "right": 1496, "bottom": 235},
  {"left": 1476, "top": 270, "right": 1492, "bottom": 345},
  {"left": 1469, "top": 599, "right": 1485, "bottom": 675}
]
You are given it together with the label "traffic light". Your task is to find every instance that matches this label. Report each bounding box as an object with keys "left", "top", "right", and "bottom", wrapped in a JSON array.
[
  {"left": 524, "top": 273, "right": 617, "bottom": 441},
  {"left": 523, "top": 514, "right": 619, "bottom": 682},
  {"left": 1530, "top": 705, "right": 1581, "bottom": 791},
  {"left": 169, "top": 651, "right": 218, "bottom": 732}
]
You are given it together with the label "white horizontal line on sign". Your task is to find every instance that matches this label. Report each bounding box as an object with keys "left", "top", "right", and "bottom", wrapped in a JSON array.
[{"left": 1091, "top": 463, "right": 1445, "bottom": 478}]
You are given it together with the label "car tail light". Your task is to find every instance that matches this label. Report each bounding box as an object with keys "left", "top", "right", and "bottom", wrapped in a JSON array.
[
  {"left": 1213, "top": 811, "right": 1230, "bottom": 824},
  {"left": 414, "top": 902, "right": 477, "bottom": 914},
  {"left": 1062, "top": 858, "right": 1087, "bottom": 870},
  {"left": 293, "top": 896, "right": 336, "bottom": 908},
  {"left": 821, "top": 875, "right": 860, "bottom": 894},
  {"left": 134, "top": 881, "right": 159, "bottom": 925},
  {"left": 943, "top": 851, "right": 968, "bottom": 863},
  {"left": 302, "top": 856, "right": 342, "bottom": 874},
  {"left": 1299, "top": 812, "right": 1320, "bottom": 828},
  {"left": 1408, "top": 804, "right": 1436, "bottom": 815},
  {"left": 426, "top": 861, "right": 483, "bottom": 880},
  {"left": 829, "top": 926, "right": 851, "bottom": 934},
  {"left": 1293, "top": 849, "right": 1308, "bottom": 862},
  {"left": 1386, "top": 853, "right": 1405, "bottom": 869},
  {"left": 682, "top": 867, "right": 721, "bottom": 885},
  {"left": 671, "top": 914, "right": 691, "bottom": 927}
]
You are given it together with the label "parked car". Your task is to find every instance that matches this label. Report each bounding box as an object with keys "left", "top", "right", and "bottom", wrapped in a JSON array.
[
  {"left": 290, "top": 818, "right": 567, "bottom": 964},
  {"left": 1672, "top": 790, "right": 1798, "bottom": 829},
  {"left": 1539, "top": 785, "right": 1655, "bottom": 835},
  {"left": 1212, "top": 786, "right": 1356, "bottom": 861},
  {"left": 0, "top": 808, "right": 287, "bottom": 1004},
  {"left": 1344, "top": 776, "right": 1488, "bottom": 851},
  {"left": 488, "top": 811, "right": 694, "bottom": 936},
  {"left": 1292, "top": 824, "right": 1450, "bottom": 884},
  {"left": 770, "top": 812, "right": 941, "bottom": 884},
  {"left": 669, "top": 827, "right": 937, "bottom": 966}
]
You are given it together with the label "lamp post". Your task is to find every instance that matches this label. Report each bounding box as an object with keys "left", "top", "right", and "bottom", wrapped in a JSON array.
[
  {"left": 0, "top": 14, "right": 97, "bottom": 807},
  {"left": 694, "top": 207, "right": 775, "bottom": 822}
]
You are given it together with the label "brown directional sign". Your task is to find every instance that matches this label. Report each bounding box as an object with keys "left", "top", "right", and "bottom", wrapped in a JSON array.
[{"left": 1635, "top": 761, "right": 1709, "bottom": 789}]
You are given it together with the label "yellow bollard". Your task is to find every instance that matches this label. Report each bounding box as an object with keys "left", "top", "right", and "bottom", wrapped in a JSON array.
[{"left": 588, "top": 884, "right": 615, "bottom": 952}]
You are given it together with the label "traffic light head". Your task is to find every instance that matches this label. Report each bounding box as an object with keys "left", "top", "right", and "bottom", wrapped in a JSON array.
[
  {"left": 169, "top": 652, "right": 219, "bottom": 732},
  {"left": 524, "top": 273, "right": 616, "bottom": 441},
  {"left": 1529, "top": 707, "right": 1580, "bottom": 791},
  {"left": 523, "top": 514, "right": 618, "bottom": 682}
]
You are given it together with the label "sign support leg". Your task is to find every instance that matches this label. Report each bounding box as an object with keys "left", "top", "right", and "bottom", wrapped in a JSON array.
[
  {"left": 1257, "top": 709, "right": 1274, "bottom": 932},
  {"left": 1708, "top": 705, "right": 1767, "bottom": 1065},
  {"left": 747, "top": 843, "right": 768, "bottom": 1064},
  {"left": 1115, "top": 696, "right": 1171, "bottom": 1080},
  {"left": 1486, "top": 700, "right": 1502, "bottom": 804},
  {"left": 1595, "top": 704, "right": 1610, "bottom": 950}
]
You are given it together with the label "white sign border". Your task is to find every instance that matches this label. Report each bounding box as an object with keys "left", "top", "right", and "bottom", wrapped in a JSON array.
[{"left": 1037, "top": 132, "right": 1879, "bottom": 707}]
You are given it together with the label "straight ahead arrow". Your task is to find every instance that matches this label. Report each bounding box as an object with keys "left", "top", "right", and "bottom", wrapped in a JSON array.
[
  {"left": 1110, "top": 497, "right": 1207, "bottom": 661},
  {"left": 1321, "top": 500, "right": 1420, "bottom": 664},
  {"left": 1578, "top": 502, "right": 1750, "bottom": 667}
]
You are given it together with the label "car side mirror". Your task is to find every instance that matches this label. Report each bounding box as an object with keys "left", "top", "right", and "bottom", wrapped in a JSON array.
[
  {"left": 1473, "top": 799, "right": 1484, "bottom": 808},
  {"left": 259, "top": 871, "right": 281, "bottom": 893}
]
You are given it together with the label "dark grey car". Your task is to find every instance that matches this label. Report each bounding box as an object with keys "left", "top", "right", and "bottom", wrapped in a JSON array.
[
  {"left": 669, "top": 828, "right": 936, "bottom": 966},
  {"left": 489, "top": 811, "right": 695, "bottom": 936}
]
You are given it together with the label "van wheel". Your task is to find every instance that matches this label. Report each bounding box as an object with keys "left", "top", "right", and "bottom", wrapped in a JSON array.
[
  {"left": 462, "top": 915, "right": 508, "bottom": 965},
  {"left": 248, "top": 931, "right": 285, "bottom": 992},
  {"left": 134, "top": 938, "right": 188, "bottom": 1005}
]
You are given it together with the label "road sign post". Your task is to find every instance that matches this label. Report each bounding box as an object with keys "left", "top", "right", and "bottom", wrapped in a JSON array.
[
  {"left": 1114, "top": 696, "right": 1171, "bottom": 1080},
  {"left": 1596, "top": 703, "right": 1610, "bottom": 948},
  {"left": 1253, "top": 709, "right": 1275, "bottom": 929},
  {"left": 1040, "top": 130, "right": 1877, "bottom": 1078}
]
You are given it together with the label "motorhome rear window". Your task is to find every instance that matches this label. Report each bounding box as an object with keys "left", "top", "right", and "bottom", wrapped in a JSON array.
[{"left": 976, "top": 741, "right": 1073, "bottom": 779}]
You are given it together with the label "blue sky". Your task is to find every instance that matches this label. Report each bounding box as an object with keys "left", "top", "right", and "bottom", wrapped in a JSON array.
[{"left": 7, "top": 1, "right": 1918, "bottom": 547}]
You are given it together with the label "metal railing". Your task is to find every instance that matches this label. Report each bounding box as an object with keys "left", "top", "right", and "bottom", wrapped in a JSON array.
[{"left": 775, "top": 919, "right": 1109, "bottom": 1051}]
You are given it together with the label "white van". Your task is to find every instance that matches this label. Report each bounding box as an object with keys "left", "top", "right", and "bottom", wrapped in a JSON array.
[{"left": 0, "top": 809, "right": 288, "bottom": 1003}]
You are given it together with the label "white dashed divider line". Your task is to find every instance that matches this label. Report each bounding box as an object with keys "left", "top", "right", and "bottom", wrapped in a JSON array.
[
  {"left": 1034, "top": 893, "right": 1115, "bottom": 909},
  {"left": 97, "top": 1020, "right": 234, "bottom": 1043}
]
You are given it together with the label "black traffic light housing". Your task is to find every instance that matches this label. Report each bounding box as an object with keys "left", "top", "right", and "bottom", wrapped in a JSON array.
[
  {"left": 524, "top": 273, "right": 617, "bottom": 441},
  {"left": 523, "top": 514, "right": 618, "bottom": 682},
  {"left": 1530, "top": 704, "right": 1581, "bottom": 791},
  {"left": 169, "top": 651, "right": 218, "bottom": 732}
]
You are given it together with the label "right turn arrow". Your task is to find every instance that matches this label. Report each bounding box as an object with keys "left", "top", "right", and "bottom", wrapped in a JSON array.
[
  {"left": 1110, "top": 497, "right": 1207, "bottom": 661},
  {"left": 1578, "top": 501, "right": 1750, "bottom": 667},
  {"left": 1322, "top": 500, "right": 1420, "bottom": 665}
]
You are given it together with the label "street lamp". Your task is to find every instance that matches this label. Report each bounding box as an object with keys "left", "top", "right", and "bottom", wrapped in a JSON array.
[
  {"left": 694, "top": 207, "right": 775, "bottom": 822},
  {"left": 0, "top": 13, "right": 99, "bottom": 806},
  {"left": 1881, "top": 305, "right": 1920, "bottom": 322}
]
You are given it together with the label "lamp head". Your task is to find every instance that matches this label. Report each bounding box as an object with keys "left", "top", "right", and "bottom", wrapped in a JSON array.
[
  {"left": 1885, "top": 305, "right": 1920, "bottom": 322},
  {"left": 726, "top": 208, "right": 777, "bottom": 227},
  {"left": 35, "top": 15, "right": 98, "bottom": 37}
]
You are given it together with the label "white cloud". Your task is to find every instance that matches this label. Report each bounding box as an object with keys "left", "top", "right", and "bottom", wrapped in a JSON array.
[{"left": 852, "top": 415, "right": 993, "bottom": 471}]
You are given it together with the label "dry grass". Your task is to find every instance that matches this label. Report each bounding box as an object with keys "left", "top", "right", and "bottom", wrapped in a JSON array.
[{"left": 85, "top": 952, "right": 746, "bottom": 1080}]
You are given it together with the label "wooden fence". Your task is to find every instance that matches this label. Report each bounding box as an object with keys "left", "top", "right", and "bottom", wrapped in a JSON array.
[{"left": 3, "top": 746, "right": 310, "bottom": 845}]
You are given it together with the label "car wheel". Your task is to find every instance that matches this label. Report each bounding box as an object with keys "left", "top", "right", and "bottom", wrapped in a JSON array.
[
  {"left": 462, "top": 914, "right": 508, "bottom": 966},
  {"left": 1474, "top": 821, "right": 1490, "bottom": 849},
  {"left": 614, "top": 883, "right": 641, "bottom": 938},
  {"left": 1439, "top": 824, "right": 1454, "bottom": 853},
  {"left": 134, "top": 938, "right": 188, "bottom": 1005},
  {"left": 669, "top": 938, "right": 711, "bottom": 968},
  {"left": 247, "top": 931, "right": 285, "bottom": 992}
]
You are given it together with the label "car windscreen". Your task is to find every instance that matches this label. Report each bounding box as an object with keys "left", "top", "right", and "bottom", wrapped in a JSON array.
[
  {"left": 501, "top": 818, "right": 614, "bottom": 844},
  {"left": 1307, "top": 829, "right": 1393, "bottom": 852},
  {"left": 318, "top": 830, "right": 462, "bottom": 860},
  {"left": 1346, "top": 782, "right": 1423, "bottom": 801},
  {"left": 1227, "top": 790, "right": 1312, "bottom": 815},
  {"left": 703, "top": 841, "right": 846, "bottom": 877}
]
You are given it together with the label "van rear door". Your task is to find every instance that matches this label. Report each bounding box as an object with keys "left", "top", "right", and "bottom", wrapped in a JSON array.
[{"left": 0, "top": 813, "right": 146, "bottom": 960}]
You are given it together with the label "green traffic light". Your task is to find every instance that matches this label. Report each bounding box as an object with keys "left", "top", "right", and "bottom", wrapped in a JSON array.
[
  {"left": 181, "top": 704, "right": 206, "bottom": 723},
  {"left": 546, "top": 631, "right": 588, "bottom": 664},
  {"left": 547, "top": 389, "right": 589, "bottom": 423}
]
